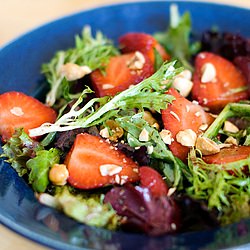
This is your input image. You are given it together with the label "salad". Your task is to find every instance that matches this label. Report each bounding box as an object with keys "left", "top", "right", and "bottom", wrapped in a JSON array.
[{"left": 0, "top": 5, "right": 249, "bottom": 236}]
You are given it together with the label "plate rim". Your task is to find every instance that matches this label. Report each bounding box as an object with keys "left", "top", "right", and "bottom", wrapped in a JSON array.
[{"left": 0, "top": 0, "right": 249, "bottom": 50}]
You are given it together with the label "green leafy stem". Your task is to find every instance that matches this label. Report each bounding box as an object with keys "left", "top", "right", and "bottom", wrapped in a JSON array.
[
  {"left": 203, "top": 102, "right": 250, "bottom": 139},
  {"left": 29, "top": 61, "right": 182, "bottom": 138}
]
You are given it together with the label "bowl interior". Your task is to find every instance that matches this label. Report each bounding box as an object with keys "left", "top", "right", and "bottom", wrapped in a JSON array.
[{"left": 0, "top": 1, "right": 250, "bottom": 250}]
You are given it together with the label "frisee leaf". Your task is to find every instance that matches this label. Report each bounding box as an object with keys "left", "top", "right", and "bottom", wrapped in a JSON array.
[
  {"left": 61, "top": 78, "right": 82, "bottom": 102},
  {"left": 27, "top": 148, "right": 60, "bottom": 193},
  {"left": 42, "top": 26, "right": 119, "bottom": 106},
  {"left": 29, "top": 61, "right": 183, "bottom": 137},
  {"left": 184, "top": 149, "right": 250, "bottom": 225},
  {"left": 40, "top": 86, "right": 94, "bottom": 146},
  {"left": 154, "top": 4, "right": 200, "bottom": 71},
  {"left": 116, "top": 112, "right": 184, "bottom": 187}
]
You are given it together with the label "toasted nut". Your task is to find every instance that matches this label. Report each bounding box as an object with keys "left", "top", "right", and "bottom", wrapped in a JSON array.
[
  {"left": 120, "top": 175, "right": 129, "bottom": 185},
  {"left": 186, "top": 105, "right": 190, "bottom": 112},
  {"left": 100, "top": 127, "right": 110, "bottom": 138},
  {"left": 143, "top": 111, "right": 159, "bottom": 129},
  {"left": 167, "top": 187, "right": 176, "bottom": 197},
  {"left": 10, "top": 107, "right": 24, "bottom": 117},
  {"left": 49, "top": 164, "right": 69, "bottom": 186},
  {"left": 195, "top": 112, "right": 201, "bottom": 117},
  {"left": 171, "top": 223, "right": 177, "bottom": 231},
  {"left": 152, "top": 122, "right": 160, "bottom": 130},
  {"left": 99, "top": 164, "right": 122, "bottom": 177},
  {"left": 198, "top": 53, "right": 206, "bottom": 59},
  {"left": 139, "top": 128, "right": 150, "bottom": 142},
  {"left": 178, "top": 69, "right": 192, "bottom": 80},
  {"left": 176, "top": 129, "right": 197, "bottom": 147},
  {"left": 105, "top": 120, "right": 124, "bottom": 142},
  {"left": 37, "top": 193, "right": 59, "bottom": 208},
  {"left": 147, "top": 145, "right": 154, "bottom": 154},
  {"left": 203, "top": 98, "right": 208, "bottom": 105},
  {"left": 195, "top": 136, "right": 220, "bottom": 155},
  {"left": 224, "top": 136, "right": 238, "bottom": 146},
  {"left": 127, "top": 51, "right": 145, "bottom": 70},
  {"left": 60, "top": 63, "right": 91, "bottom": 81},
  {"left": 102, "top": 84, "right": 114, "bottom": 90},
  {"left": 199, "top": 124, "right": 208, "bottom": 131},
  {"left": 115, "top": 174, "right": 121, "bottom": 184},
  {"left": 201, "top": 63, "right": 216, "bottom": 83},
  {"left": 160, "top": 129, "right": 173, "bottom": 145},
  {"left": 192, "top": 100, "right": 199, "bottom": 105},
  {"left": 170, "top": 111, "right": 180, "bottom": 122},
  {"left": 223, "top": 121, "right": 239, "bottom": 133},
  {"left": 172, "top": 77, "right": 193, "bottom": 97},
  {"left": 218, "top": 143, "right": 234, "bottom": 149}
]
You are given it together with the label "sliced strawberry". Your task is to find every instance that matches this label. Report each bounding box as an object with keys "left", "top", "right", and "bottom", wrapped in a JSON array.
[
  {"left": 90, "top": 52, "right": 154, "bottom": 97},
  {"left": 119, "top": 32, "right": 170, "bottom": 64},
  {"left": 202, "top": 146, "right": 250, "bottom": 165},
  {"left": 65, "top": 133, "right": 139, "bottom": 189},
  {"left": 0, "top": 91, "right": 57, "bottom": 141},
  {"left": 192, "top": 52, "right": 249, "bottom": 113},
  {"left": 139, "top": 166, "right": 168, "bottom": 197},
  {"left": 161, "top": 88, "right": 214, "bottom": 162}
]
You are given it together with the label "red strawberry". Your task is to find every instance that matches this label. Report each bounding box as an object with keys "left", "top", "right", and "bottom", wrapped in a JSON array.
[
  {"left": 202, "top": 146, "right": 250, "bottom": 165},
  {"left": 90, "top": 52, "right": 154, "bottom": 97},
  {"left": 119, "top": 32, "right": 170, "bottom": 64},
  {"left": 0, "top": 91, "right": 57, "bottom": 141},
  {"left": 192, "top": 52, "right": 249, "bottom": 112},
  {"left": 161, "top": 88, "right": 214, "bottom": 162},
  {"left": 139, "top": 166, "right": 168, "bottom": 197},
  {"left": 65, "top": 133, "right": 139, "bottom": 189}
]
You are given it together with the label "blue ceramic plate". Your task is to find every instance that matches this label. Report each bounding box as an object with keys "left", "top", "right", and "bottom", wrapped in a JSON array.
[{"left": 0, "top": 1, "right": 249, "bottom": 249}]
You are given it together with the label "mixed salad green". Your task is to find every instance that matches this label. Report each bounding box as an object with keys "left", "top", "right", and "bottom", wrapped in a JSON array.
[{"left": 1, "top": 5, "right": 249, "bottom": 235}]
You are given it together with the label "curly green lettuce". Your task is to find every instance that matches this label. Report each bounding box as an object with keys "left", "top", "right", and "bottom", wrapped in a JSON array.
[
  {"left": 29, "top": 61, "right": 183, "bottom": 138},
  {"left": 43, "top": 26, "right": 119, "bottom": 106},
  {"left": 185, "top": 149, "right": 250, "bottom": 225},
  {"left": 154, "top": 4, "right": 200, "bottom": 70}
]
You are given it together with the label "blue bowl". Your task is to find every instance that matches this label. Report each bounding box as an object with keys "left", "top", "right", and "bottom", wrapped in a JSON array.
[{"left": 0, "top": 1, "right": 249, "bottom": 249}]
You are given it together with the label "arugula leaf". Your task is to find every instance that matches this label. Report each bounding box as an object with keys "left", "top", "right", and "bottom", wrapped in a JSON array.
[
  {"left": 116, "top": 113, "right": 184, "bottom": 187},
  {"left": 27, "top": 148, "right": 60, "bottom": 193},
  {"left": 1, "top": 129, "right": 43, "bottom": 176},
  {"left": 185, "top": 149, "right": 250, "bottom": 225},
  {"left": 43, "top": 26, "right": 119, "bottom": 106},
  {"left": 154, "top": 4, "right": 200, "bottom": 71},
  {"left": 55, "top": 187, "right": 121, "bottom": 230},
  {"left": 29, "top": 61, "right": 183, "bottom": 137}
]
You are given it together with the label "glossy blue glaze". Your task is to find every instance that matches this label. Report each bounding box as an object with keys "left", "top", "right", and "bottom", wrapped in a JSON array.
[{"left": 0, "top": 1, "right": 249, "bottom": 249}]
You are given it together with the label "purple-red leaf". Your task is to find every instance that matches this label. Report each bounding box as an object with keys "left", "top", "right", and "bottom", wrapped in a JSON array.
[{"left": 104, "top": 184, "right": 181, "bottom": 236}]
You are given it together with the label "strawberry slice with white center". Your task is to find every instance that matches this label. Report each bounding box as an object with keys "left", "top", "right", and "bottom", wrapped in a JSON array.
[{"left": 0, "top": 91, "right": 57, "bottom": 141}]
